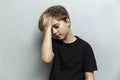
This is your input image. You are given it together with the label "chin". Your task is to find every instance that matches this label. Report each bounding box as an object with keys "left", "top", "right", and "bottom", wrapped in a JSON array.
[
  {"left": 58, "top": 36, "right": 65, "bottom": 40},
  {"left": 53, "top": 35, "right": 65, "bottom": 40},
  {"left": 57, "top": 38, "right": 63, "bottom": 40},
  {"left": 54, "top": 36, "right": 64, "bottom": 40}
]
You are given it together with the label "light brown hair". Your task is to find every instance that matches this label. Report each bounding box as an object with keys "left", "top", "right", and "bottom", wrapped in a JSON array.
[{"left": 38, "top": 5, "right": 70, "bottom": 31}]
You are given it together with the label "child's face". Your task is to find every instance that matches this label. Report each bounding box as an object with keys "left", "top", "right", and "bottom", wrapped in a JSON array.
[{"left": 51, "top": 18, "right": 70, "bottom": 40}]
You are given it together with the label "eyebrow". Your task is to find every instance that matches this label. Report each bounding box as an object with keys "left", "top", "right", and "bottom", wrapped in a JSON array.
[{"left": 52, "top": 23, "right": 59, "bottom": 27}]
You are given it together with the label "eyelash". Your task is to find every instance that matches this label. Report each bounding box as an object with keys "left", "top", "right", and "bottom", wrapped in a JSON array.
[{"left": 54, "top": 25, "right": 59, "bottom": 28}]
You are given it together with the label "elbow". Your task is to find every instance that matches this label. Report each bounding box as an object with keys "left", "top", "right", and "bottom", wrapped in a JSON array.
[
  {"left": 41, "top": 51, "right": 54, "bottom": 64},
  {"left": 41, "top": 57, "right": 53, "bottom": 64}
]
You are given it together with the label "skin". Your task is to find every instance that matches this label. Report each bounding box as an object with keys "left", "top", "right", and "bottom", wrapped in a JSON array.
[
  {"left": 51, "top": 18, "right": 76, "bottom": 43},
  {"left": 41, "top": 18, "right": 95, "bottom": 80}
]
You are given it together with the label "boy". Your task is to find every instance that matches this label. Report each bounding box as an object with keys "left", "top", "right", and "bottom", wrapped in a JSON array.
[{"left": 38, "top": 5, "right": 97, "bottom": 80}]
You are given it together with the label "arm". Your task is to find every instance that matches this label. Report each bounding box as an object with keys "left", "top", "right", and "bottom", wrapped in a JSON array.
[
  {"left": 41, "top": 25, "right": 54, "bottom": 64},
  {"left": 85, "top": 72, "right": 94, "bottom": 80}
]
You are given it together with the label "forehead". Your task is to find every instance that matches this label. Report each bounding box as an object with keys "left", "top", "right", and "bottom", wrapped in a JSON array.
[
  {"left": 51, "top": 18, "right": 59, "bottom": 24},
  {"left": 51, "top": 18, "right": 64, "bottom": 25}
]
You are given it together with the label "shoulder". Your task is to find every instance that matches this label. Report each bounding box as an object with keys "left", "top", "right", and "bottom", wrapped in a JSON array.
[
  {"left": 76, "top": 36, "right": 92, "bottom": 48},
  {"left": 52, "top": 38, "right": 62, "bottom": 46},
  {"left": 52, "top": 38, "right": 61, "bottom": 43}
]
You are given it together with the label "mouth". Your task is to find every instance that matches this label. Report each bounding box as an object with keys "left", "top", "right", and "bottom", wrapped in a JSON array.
[
  {"left": 53, "top": 35, "right": 60, "bottom": 39},
  {"left": 55, "top": 36, "right": 59, "bottom": 39}
]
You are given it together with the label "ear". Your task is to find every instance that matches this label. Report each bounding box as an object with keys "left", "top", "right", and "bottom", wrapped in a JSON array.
[
  {"left": 65, "top": 18, "right": 70, "bottom": 26},
  {"left": 65, "top": 18, "right": 70, "bottom": 23}
]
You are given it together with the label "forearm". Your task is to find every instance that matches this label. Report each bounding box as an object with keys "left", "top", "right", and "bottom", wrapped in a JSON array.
[
  {"left": 85, "top": 72, "right": 94, "bottom": 80},
  {"left": 41, "top": 26, "right": 54, "bottom": 63}
]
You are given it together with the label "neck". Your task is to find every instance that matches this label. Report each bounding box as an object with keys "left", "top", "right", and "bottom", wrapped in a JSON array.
[{"left": 62, "top": 30, "right": 77, "bottom": 43}]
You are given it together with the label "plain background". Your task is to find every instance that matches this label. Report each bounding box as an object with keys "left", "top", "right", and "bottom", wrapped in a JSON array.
[{"left": 0, "top": 0, "right": 120, "bottom": 80}]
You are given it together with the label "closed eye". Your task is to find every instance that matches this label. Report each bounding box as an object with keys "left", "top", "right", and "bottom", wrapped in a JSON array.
[
  {"left": 53, "top": 24, "right": 59, "bottom": 29},
  {"left": 54, "top": 25, "right": 59, "bottom": 28}
]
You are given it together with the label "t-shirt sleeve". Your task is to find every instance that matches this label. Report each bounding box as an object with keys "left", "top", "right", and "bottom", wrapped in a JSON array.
[{"left": 83, "top": 43, "right": 98, "bottom": 72}]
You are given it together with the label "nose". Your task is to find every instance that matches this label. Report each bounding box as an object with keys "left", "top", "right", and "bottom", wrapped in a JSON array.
[{"left": 52, "top": 28, "right": 57, "bottom": 35}]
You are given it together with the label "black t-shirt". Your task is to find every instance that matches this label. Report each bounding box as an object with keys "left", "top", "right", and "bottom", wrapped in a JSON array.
[{"left": 49, "top": 36, "right": 97, "bottom": 80}]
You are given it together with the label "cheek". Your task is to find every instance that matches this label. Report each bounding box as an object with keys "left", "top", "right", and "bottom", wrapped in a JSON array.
[
  {"left": 59, "top": 23, "right": 69, "bottom": 34},
  {"left": 60, "top": 28, "right": 68, "bottom": 36}
]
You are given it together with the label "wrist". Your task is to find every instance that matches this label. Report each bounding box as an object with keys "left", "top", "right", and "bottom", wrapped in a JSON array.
[{"left": 44, "top": 26, "right": 52, "bottom": 33}]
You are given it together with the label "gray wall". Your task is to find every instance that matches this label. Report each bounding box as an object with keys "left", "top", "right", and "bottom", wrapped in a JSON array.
[{"left": 0, "top": 0, "right": 120, "bottom": 80}]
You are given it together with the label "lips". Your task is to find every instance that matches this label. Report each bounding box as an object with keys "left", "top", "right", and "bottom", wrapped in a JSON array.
[
  {"left": 54, "top": 35, "right": 60, "bottom": 39},
  {"left": 55, "top": 36, "right": 59, "bottom": 38}
]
